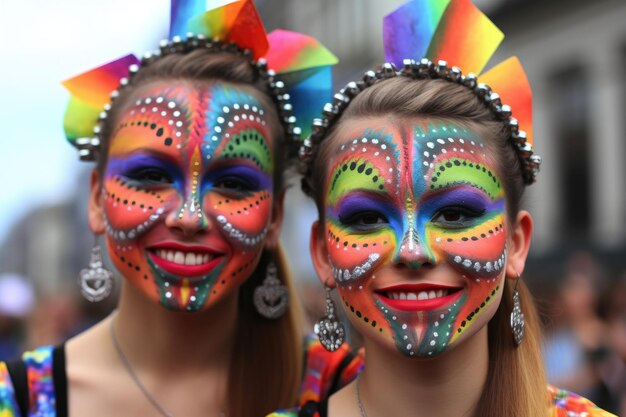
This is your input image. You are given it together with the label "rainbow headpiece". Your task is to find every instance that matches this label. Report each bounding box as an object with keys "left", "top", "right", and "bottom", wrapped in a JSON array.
[
  {"left": 300, "top": 0, "right": 540, "bottom": 185},
  {"left": 62, "top": 0, "right": 338, "bottom": 161}
]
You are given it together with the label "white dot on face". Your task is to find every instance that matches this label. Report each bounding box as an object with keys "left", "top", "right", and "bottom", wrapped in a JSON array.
[
  {"left": 234, "top": 116, "right": 240, "bottom": 122},
  {"left": 381, "top": 144, "right": 387, "bottom": 150},
  {"left": 190, "top": 296, "right": 196, "bottom": 302},
  {"left": 165, "top": 292, "right": 172, "bottom": 298},
  {"left": 427, "top": 142, "right": 434, "bottom": 149},
  {"left": 214, "top": 126, "right": 221, "bottom": 133},
  {"left": 161, "top": 111, "right": 167, "bottom": 117},
  {"left": 234, "top": 103, "right": 240, "bottom": 110},
  {"left": 243, "top": 104, "right": 250, "bottom": 110},
  {"left": 168, "top": 101, "right": 176, "bottom": 109},
  {"left": 152, "top": 107, "right": 158, "bottom": 112},
  {"left": 156, "top": 97, "right": 164, "bottom": 103},
  {"left": 406, "top": 344, "right": 412, "bottom": 349},
  {"left": 430, "top": 340, "right": 436, "bottom": 346},
  {"left": 173, "top": 110, "right": 181, "bottom": 117},
  {"left": 145, "top": 98, "right": 152, "bottom": 104},
  {"left": 402, "top": 324, "right": 407, "bottom": 329}
]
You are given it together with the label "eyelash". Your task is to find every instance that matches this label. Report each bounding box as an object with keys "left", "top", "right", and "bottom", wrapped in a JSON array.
[
  {"left": 431, "top": 205, "right": 485, "bottom": 227},
  {"left": 124, "top": 167, "right": 173, "bottom": 186},
  {"left": 213, "top": 176, "right": 257, "bottom": 193},
  {"left": 339, "top": 210, "right": 389, "bottom": 231}
]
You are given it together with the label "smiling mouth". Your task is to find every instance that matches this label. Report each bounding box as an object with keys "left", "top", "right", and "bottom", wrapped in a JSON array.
[
  {"left": 385, "top": 289, "right": 454, "bottom": 301},
  {"left": 148, "top": 247, "right": 225, "bottom": 277},
  {"left": 153, "top": 249, "right": 215, "bottom": 266},
  {"left": 376, "top": 286, "right": 463, "bottom": 311}
]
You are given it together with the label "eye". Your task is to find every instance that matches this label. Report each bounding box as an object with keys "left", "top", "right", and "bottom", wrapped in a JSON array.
[
  {"left": 214, "top": 176, "right": 255, "bottom": 192},
  {"left": 125, "top": 167, "right": 173, "bottom": 185},
  {"left": 431, "top": 206, "right": 485, "bottom": 227},
  {"left": 339, "top": 211, "right": 388, "bottom": 231}
]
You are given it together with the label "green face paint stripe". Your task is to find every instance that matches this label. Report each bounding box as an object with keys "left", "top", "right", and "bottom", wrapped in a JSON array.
[
  {"left": 328, "top": 158, "right": 387, "bottom": 205},
  {"left": 147, "top": 256, "right": 224, "bottom": 312},
  {"left": 430, "top": 158, "right": 502, "bottom": 199},
  {"left": 220, "top": 129, "right": 273, "bottom": 172}
]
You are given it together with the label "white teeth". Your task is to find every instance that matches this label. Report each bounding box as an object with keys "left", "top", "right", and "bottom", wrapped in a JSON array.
[
  {"left": 174, "top": 251, "right": 185, "bottom": 264},
  {"left": 406, "top": 293, "right": 417, "bottom": 301},
  {"left": 428, "top": 290, "right": 437, "bottom": 299},
  {"left": 417, "top": 291, "right": 428, "bottom": 300},
  {"left": 399, "top": 293, "right": 407, "bottom": 300},
  {"left": 436, "top": 290, "right": 443, "bottom": 298},
  {"left": 157, "top": 250, "right": 214, "bottom": 265}
]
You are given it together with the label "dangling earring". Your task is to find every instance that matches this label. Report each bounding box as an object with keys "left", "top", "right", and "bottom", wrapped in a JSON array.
[
  {"left": 79, "top": 237, "right": 113, "bottom": 302},
  {"left": 315, "top": 284, "right": 345, "bottom": 352},
  {"left": 510, "top": 272, "right": 525, "bottom": 346},
  {"left": 254, "top": 259, "right": 289, "bottom": 319}
]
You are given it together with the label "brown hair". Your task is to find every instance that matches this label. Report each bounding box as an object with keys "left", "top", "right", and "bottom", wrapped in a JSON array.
[
  {"left": 305, "top": 76, "right": 548, "bottom": 416},
  {"left": 97, "top": 49, "right": 303, "bottom": 416}
]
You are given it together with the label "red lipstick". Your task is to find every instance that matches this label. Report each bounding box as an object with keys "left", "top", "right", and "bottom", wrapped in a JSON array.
[
  {"left": 375, "top": 284, "right": 463, "bottom": 312},
  {"left": 147, "top": 242, "right": 226, "bottom": 277}
]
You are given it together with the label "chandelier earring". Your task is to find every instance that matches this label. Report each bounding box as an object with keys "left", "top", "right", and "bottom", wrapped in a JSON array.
[
  {"left": 253, "top": 255, "right": 289, "bottom": 319},
  {"left": 315, "top": 282, "right": 345, "bottom": 352},
  {"left": 510, "top": 271, "right": 525, "bottom": 346},
  {"left": 79, "top": 236, "right": 114, "bottom": 302}
]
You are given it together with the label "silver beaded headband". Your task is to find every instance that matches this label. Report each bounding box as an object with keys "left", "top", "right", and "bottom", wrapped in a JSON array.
[
  {"left": 300, "top": 58, "right": 542, "bottom": 187},
  {"left": 77, "top": 33, "right": 300, "bottom": 162}
]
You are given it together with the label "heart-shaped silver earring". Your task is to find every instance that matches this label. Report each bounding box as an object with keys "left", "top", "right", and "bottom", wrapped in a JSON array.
[
  {"left": 254, "top": 260, "right": 289, "bottom": 319},
  {"left": 315, "top": 285, "right": 345, "bottom": 352},
  {"left": 79, "top": 240, "right": 113, "bottom": 302}
]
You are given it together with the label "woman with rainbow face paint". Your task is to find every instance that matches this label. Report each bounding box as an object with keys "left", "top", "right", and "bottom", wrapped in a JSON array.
[
  {"left": 0, "top": 1, "right": 363, "bottom": 417},
  {"left": 269, "top": 0, "right": 616, "bottom": 416}
]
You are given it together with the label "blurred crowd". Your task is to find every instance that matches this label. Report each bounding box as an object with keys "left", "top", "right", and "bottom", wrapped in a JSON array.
[{"left": 1, "top": 251, "right": 625, "bottom": 415}]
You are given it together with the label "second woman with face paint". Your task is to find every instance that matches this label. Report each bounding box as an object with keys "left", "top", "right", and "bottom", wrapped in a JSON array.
[{"left": 270, "top": 0, "right": 616, "bottom": 416}]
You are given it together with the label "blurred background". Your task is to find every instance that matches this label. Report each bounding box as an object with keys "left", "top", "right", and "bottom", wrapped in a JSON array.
[{"left": 0, "top": 0, "right": 624, "bottom": 413}]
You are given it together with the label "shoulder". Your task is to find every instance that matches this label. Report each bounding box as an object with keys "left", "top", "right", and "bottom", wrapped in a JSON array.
[
  {"left": 548, "top": 385, "right": 617, "bottom": 417},
  {"left": 299, "top": 334, "right": 364, "bottom": 405},
  {"left": 0, "top": 361, "right": 22, "bottom": 416}
]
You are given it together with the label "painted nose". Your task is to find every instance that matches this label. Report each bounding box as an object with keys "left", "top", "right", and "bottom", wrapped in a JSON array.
[
  {"left": 165, "top": 192, "right": 210, "bottom": 236},
  {"left": 392, "top": 228, "right": 434, "bottom": 269}
]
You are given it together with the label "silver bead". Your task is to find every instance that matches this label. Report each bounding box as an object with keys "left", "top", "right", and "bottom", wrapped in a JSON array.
[
  {"left": 362, "top": 70, "right": 377, "bottom": 86},
  {"left": 463, "top": 73, "right": 478, "bottom": 89},
  {"left": 381, "top": 62, "right": 397, "bottom": 78},
  {"left": 449, "top": 66, "right": 462, "bottom": 82}
]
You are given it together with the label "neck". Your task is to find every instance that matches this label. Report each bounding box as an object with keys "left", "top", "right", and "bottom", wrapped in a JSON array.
[
  {"left": 113, "top": 280, "right": 238, "bottom": 376},
  {"left": 358, "top": 327, "right": 489, "bottom": 417}
]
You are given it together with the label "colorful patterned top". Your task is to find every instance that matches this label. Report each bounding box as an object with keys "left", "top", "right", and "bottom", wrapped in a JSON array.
[
  {"left": 269, "top": 384, "right": 617, "bottom": 417},
  {"left": 0, "top": 345, "right": 60, "bottom": 417},
  {"left": 0, "top": 336, "right": 363, "bottom": 417}
]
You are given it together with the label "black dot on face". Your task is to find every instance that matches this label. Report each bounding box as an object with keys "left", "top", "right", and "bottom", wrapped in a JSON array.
[
  {"left": 156, "top": 127, "right": 164, "bottom": 137},
  {"left": 365, "top": 168, "right": 373, "bottom": 175},
  {"left": 143, "top": 122, "right": 149, "bottom": 127},
  {"left": 371, "top": 321, "right": 376, "bottom": 327},
  {"left": 356, "top": 311, "right": 362, "bottom": 318},
  {"left": 164, "top": 138, "right": 173, "bottom": 146},
  {"left": 144, "top": 275, "right": 148, "bottom": 280},
  {"left": 342, "top": 164, "right": 348, "bottom": 171},
  {"left": 350, "top": 162, "right": 357, "bottom": 170},
  {"left": 150, "top": 123, "right": 156, "bottom": 129},
  {"left": 461, "top": 320, "right": 466, "bottom": 327},
  {"left": 135, "top": 266, "right": 140, "bottom": 271},
  {"left": 364, "top": 317, "right": 369, "bottom": 323},
  {"left": 350, "top": 306, "right": 355, "bottom": 312},
  {"left": 357, "top": 164, "right": 366, "bottom": 173}
]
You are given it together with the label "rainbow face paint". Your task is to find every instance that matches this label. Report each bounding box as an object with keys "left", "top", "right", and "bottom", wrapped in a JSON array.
[
  {"left": 322, "top": 118, "right": 507, "bottom": 357},
  {"left": 102, "top": 81, "right": 274, "bottom": 312}
]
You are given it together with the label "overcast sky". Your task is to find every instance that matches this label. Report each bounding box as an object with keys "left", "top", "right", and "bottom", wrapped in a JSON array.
[{"left": 0, "top": 0, "right": 174, "bottom": 242}]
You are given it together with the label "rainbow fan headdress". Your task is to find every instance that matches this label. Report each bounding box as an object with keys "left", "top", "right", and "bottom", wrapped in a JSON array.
[
  {"left": 300, "top": 0, "right": 540, "bottom": 185},
  {"left": 62, "top": 0, "right": 337, "bottom": 161}
]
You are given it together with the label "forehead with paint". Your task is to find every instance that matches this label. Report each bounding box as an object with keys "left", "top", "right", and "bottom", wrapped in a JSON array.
[
  {"left": 99, "top": 80, "right": 277, "bottom": 312},
  {"left": 320, "top": 117, "right": 509, "bottom": 357}
]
